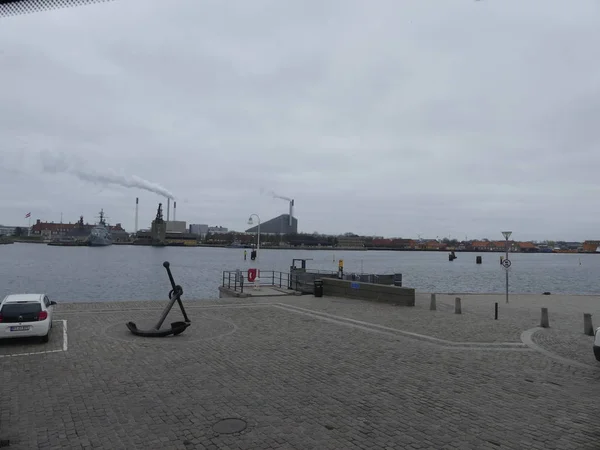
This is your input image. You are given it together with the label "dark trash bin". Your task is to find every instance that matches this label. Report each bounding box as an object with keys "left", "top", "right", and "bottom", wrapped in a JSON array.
[{"left": 314, "top": 279, "right": 324, "bottom": 298}]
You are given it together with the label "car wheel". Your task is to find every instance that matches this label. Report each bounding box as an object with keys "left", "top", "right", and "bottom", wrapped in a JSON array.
[{"left": 41, "top": 331, "right": 50, "bottom": 343}]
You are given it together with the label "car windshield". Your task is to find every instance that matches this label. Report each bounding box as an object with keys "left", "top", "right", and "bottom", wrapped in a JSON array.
[{"left": 1, "top": 302, "right": 41, "bottom": 316}]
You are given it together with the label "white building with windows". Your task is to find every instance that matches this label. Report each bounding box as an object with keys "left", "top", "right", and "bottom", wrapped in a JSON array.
[{"left": 0, "top": 225, "right": 23, "bottom": 236}]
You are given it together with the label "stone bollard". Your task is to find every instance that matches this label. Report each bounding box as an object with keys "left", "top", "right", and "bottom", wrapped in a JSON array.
[
  {"left": 584, "top": 313, "right": 594, "bottom": 336},
  {"left": 454, "top": 297, "right": 462, "bottom": 314},
  {"left": 430, "top": 293, "right": 437, "bottom": 311},
  {"left": 540, "top": 308, "right": 550, "bottom": 328}
]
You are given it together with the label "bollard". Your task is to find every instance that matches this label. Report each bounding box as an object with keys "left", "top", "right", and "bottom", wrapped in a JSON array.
[
  {"left": 584, "top": 313, "right": 594, "bottom": 336},
  {"left": 540, "top": 308, "right": 550, "bottom": 328},
  {"left": 494, "top": 302, "right": 498, "bottom": 320},
  {"left": 476, "top": 256, "right": 482, "bottom": 264},
  {"left": 430, "top": 293, "right": 437, "bottom": 311},
  {"left": 454, "top": 297, "right": 462, "bottom": 314}
]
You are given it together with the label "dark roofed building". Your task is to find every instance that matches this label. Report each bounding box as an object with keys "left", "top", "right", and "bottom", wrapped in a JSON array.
[{"left": 245, "top": 214, "right": 298, "bottom": 235}]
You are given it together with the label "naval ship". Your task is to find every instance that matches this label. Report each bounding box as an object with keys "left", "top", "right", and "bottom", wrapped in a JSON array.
[{"left": 88, "top": 209, "right": 113, "bottom": 247}]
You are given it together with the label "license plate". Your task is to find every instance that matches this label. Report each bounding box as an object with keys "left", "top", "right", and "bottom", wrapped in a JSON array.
[{"left": 10, "top": 326, "right": 31, "bottom": 332}]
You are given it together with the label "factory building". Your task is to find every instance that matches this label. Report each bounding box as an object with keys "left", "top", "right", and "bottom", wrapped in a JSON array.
[
  {"left": 166, "top": 221, "right": 187, "bottom": 233},
  {"left": 189, "top": 224, "right": 209, "bottom": 237},
  {"left": 134, "top": 202, "right": 198, "bottom": 246},
  {"left": 245, "top": 214, "right": 298, "bottom": 235}
]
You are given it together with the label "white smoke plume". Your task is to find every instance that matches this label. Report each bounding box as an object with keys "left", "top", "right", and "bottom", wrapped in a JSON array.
[
  {"left": 40, "top": 150, "right": 175, "bottom": 199},
  {"left": 267, "top": 190, "right": 292, "bottom": 202},
  {"left": 259, "top": 187, "right": 293, "bottom": 202}
]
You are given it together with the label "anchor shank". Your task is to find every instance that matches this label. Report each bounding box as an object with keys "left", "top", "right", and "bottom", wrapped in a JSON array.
[{"left": 154, "top": 294, "right": 178, "bottom": 330}]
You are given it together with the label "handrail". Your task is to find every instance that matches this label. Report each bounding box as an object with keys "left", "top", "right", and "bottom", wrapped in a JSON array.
[{"left": 222, "top": 270, "right": 296, "bottom": 292}]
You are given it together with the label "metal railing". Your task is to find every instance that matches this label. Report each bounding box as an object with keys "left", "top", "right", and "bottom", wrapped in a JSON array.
[
  {"left": 222, "top": 269, "right": 402, "bottom": 295},
  {"left": 222, "top": 270, "right": 298, "bottom": 293}
]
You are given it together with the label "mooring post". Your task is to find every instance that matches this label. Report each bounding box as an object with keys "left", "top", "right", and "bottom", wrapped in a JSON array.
[
  {"left": 494, "top": 302, "right": 498, "bottom": 320},
  {"left": 584, "top": 313, "right": 594, "bottom": 336},
  {"left": 454, "top": 297, "right": 462, "bottom": 314},
  {"left": 430, "top": 293, "right": 437, "bottom": 311},
  {"left": 540, "top": 308, "right": 550, "bottom": 328}
]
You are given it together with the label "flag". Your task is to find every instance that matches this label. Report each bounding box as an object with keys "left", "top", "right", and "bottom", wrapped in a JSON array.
[{"left": 25, "top": 212, "right": 31, "bottom": 218}]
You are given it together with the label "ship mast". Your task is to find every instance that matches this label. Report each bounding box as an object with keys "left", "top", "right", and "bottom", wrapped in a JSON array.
[{"left": 96, "top": 209, "right": 109, "bottom": 227}]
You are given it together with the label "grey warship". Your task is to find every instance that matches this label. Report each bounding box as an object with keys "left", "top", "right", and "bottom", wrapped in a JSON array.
[{"left": 87, "top": 209, "right": 113, "bottom": 247}]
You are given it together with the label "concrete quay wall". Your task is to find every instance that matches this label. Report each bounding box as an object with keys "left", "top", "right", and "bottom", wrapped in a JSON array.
[{"left": 322, "top": 278, "right": 415, "bottom": 306}]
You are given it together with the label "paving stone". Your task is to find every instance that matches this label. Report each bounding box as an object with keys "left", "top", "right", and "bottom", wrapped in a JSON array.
[{"left": 1, "top": 296, "right": 600, "bottom": 449}]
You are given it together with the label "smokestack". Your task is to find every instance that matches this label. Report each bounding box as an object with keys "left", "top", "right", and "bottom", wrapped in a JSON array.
[
  {"left": 134, "top": 197, "right": 139, "bottom": 233},
  {"left": 289, "top": 199, "right": 294, "bottom": 227},
  {"left": 173, "top": 201, "right": 176, "bottom": 221},
  {"left": 166, "top": 198, "right": 170, "bottom": 222}
]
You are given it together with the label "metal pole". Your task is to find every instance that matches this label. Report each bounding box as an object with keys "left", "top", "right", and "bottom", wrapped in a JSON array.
[
  {"left": 257, "top": 219, "right": 261, "bottom": 258},
  {"left": 505, "top": 237, "right": 509, "bottom": 304}
]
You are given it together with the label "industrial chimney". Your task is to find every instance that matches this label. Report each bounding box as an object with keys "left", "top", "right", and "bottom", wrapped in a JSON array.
[
  {"left": 166, "top": 198, "right": 170, "bottom": 222},
  {"left": 173, "top": 201, "right": 176, "bottom": 221},
  {"left": 134, "top": 197, "right": 139, "bottom": 233},
  {"left": 289, "top": 199, "right": 294, "bottom": 226}
]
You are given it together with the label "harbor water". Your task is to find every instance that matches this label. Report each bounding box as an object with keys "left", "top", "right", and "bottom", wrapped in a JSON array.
[{"left": 1, "top": 243, "right": 599, "bottom": 302}]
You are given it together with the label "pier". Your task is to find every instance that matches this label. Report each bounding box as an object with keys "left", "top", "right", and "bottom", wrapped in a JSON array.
[{"left": 1, "top": 293, "right": 599, "bottom": 449}]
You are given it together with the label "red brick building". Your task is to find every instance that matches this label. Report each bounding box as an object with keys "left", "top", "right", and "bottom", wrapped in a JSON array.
[{"left": 30, "top": 217, "right": 125, "bottom": 239}]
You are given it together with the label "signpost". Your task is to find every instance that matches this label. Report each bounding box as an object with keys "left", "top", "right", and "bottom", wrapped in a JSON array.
[{"left": 501, "top": 231, "right": 512, "bottom": 304}]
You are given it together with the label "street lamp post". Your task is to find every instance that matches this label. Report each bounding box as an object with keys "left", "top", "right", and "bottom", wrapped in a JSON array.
[
  {"left": 501, "top": 231, "right": 512, "bottom": 304},
  {"left": 247, "top": 214, "right": 261, "bottom": 259}
]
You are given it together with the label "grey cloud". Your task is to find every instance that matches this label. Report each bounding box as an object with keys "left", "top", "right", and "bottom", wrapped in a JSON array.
[{"left": 1, "top": 0, "right": 599, "bottom": 240}]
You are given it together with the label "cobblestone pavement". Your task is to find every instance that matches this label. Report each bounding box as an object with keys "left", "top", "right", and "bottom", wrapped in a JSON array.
[
  {"left": 531, "top": 328, "right": 597, "bottom": 367},
  {"left": 1, "top": 296, "right": 600, "bottom": 449}
]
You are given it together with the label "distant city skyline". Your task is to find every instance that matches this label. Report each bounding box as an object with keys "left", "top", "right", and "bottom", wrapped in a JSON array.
[{"left": 4, "top": 212, "right": 593, "bottom": 244}]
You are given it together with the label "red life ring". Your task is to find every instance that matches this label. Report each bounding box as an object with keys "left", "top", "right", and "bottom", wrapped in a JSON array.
[{"left": 247, "top": 268, "right": 257, "bottom": 282}]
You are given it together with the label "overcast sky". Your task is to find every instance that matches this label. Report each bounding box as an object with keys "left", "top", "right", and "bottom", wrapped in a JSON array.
[{"left": 1, "top": 0, "right": 599, "bottom": 241}]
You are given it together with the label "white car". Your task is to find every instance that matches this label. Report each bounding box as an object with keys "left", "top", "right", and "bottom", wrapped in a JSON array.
[
  {"left": 0, "top": 294, "right": 56, "bottom": 343},
  {"left": 595, "top": 327, "right": 600, "bottom": 362}
]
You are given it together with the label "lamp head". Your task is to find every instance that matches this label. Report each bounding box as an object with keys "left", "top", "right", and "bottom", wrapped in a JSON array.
[{"left": 247, "top": 217, "right": 253, "bottom": 225}]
